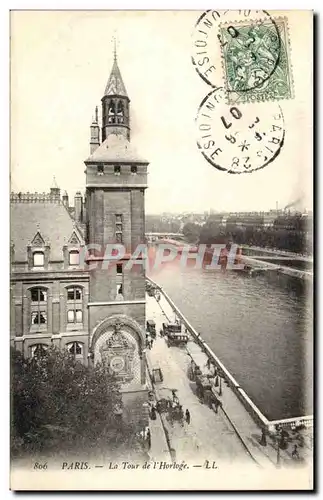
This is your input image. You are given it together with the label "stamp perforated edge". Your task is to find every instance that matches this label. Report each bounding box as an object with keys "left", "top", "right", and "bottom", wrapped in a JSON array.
[{"left": 218, "top": 16, "right": 294, "bottom": 105}]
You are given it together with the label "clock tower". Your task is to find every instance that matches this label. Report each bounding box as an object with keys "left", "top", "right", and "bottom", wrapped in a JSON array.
[{"left": 84, "top": 49, "right": 149, "bottom": 391}]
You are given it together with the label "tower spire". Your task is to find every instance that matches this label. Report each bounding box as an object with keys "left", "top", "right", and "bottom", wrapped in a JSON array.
[
  {"left": 113, "top": 34, "right": 117, "bottom": 62},
  {"left": 101, "top": 37, "right": 130, "bottom": 142}
]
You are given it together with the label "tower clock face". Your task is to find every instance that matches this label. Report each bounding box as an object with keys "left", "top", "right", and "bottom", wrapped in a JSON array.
[{"left": 110, "top": 356, "right": 125, "bottom": 373}]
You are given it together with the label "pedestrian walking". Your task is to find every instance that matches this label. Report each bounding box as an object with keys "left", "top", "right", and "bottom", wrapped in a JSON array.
[
  {"left": 185, "top": 409, "right": 191, "bottom": 425},
  {"left": 150, "top": 405, "right": 157, "bottom": 421},
  {"left": 206, "top": 358, "right": 211, "bottom": 370},
  {"left": 146, "top": 428, "right": 151, "bottom": 450}
]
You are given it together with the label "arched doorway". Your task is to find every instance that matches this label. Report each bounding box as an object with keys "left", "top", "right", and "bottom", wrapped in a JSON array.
[{"left": 90, "top": 314, "right": 146, "bottom": 388}]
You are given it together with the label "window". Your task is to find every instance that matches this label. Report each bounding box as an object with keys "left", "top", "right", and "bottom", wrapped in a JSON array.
[
  {"left": 30, "top": 287, "right": 47, "bottom": 330},
  {"left": 116, "top": 284, "right": 123, "bottom": 297},
  {"left": 115, "top": 214, "right": 123, "bottom": 243},
  {"left": 66, "top": 342, "right": 83, "bottom": 362},
  {"left": 67, "top": 310, "right": 83, "bottom": 324},
  {"left": 30, "top": 344, "right": 48, "bottom": 358},
  {"left": 31, "top": 288, "right": 47, "bottom": 302},
  {"left": 131, "top": 165, "right": 137, "bottom": 174},
  {"left": 67, "top": 287, "right": 82, "bottom": 301},
  {"left": 97, "top": 165, "right": 104, "bottom": 175},
  {"left": 66, "top": 286, "right": 83, "bottom": 327},
  {"left": 114, "top": 165, "right": 121, "bottom": 175},
  {"left": 116, "top": 263, "right": 123, "bottom": 274},
  {"left": 31, "top": 311, "right": 47, "bottom": 325},
  {"left": 69, "top": 251, "right": 80, "bottom": 266},
  {"left": 33, "top": 251, "right": 44, "bottom": 267}
]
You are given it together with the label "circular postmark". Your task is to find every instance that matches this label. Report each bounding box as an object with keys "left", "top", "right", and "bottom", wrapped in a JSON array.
[
  {"left": 196, "top": 87, "right": 285, "bottom": 174},
  {"left": 192, "top": 10, "right": 281, "bottom": 98}
]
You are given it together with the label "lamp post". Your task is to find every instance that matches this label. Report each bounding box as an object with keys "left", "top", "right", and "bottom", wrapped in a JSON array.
[{"left": 219, "top": 375, "right": 222, "bottom": 396}]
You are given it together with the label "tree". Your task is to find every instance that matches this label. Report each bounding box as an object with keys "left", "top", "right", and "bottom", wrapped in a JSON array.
[
  {"left": 11, "top": 347, "right": 144, "bottom": 457},
  {"left": 182, "top": 222, "right": 201, "bottom": 243}
]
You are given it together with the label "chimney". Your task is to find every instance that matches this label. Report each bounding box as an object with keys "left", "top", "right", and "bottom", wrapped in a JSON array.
[
  {"left": 62, "top": 190, "right": 69, "bottom": 208},
  {"left": 74, "top": 191, "right": 83, "bottom": 222}
]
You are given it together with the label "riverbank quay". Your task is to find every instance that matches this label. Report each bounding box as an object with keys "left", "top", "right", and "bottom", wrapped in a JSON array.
[
  {"left": 145, "top": 280, "right": 313, "bottom": 470},
  {"left": 241, "top": 245, "right": 313, "bottom": 263},
  {"left": 241, "top": 255, "right": 313, "bottom": 281}
]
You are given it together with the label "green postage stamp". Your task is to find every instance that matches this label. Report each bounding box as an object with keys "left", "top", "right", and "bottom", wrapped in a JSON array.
[{"left": 219, "top": 17, "right": 293, "bottom": 104}]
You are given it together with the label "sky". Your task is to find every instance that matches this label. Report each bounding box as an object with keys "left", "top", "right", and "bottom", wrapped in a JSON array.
[{"left": 10, "top": 10, "right": 313, "bottom": 214}]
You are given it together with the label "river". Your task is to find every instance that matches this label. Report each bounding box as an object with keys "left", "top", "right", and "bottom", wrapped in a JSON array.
[{"left": 149, "top": 259, "right": 313, "bottom": 421}]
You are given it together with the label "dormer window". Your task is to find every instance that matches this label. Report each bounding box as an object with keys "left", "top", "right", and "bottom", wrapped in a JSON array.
[
  {"left": 69, "top": 250, "right": 80, "bottom": 266},
  {"left": 131, "top": 165, "right": 137, "bottom": 174},
  {"left": 114, "top": 165, "right": 121, "bottom": 175},
  {"left": 33, "top": 251, "right": 44, "bottom": 267}
]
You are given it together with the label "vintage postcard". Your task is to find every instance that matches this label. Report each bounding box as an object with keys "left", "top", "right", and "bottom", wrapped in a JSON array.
[{"left": 10, "top": 10, "right": 313, "bottom": 490}]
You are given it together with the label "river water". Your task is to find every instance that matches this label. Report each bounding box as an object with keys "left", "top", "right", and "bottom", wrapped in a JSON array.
[{"left": 149, "top": 260, "right": 313, "bottom": 421}]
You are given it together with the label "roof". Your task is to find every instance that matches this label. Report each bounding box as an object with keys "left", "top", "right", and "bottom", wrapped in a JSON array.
[
  {"left": 85, "top": 133, "right": 148, "bottom": 164},
  {"left": 104, "top": 58, "right": 128, "bottom": 98},
  {"left": 10, "top": 201, "right": 84, "bottom": 262},
  {"left": 51, "top": 176, "right": 59, "bottom": 189}
]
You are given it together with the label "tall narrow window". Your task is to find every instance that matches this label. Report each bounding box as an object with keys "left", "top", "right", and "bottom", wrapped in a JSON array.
[
  {"left": 30, "top": 287, "right": 48, "bottom": 330},
  {"left": 66, "top": 286, "right": 83, "bottom": 327},
  {"left": 117, "top": 102, "right": 124, "bottom": 123},
  {"left": 115, "top": 214, "right": 123, "bottom": 243},
  {"left": 131, "top": 165, "right": 137, "bottom": 174},
  {"left": 33, "top": 251, "right": 44, "bottom": 267},
  {"left": 69, "top": 250, "right": 80, "bottom": 266},
  {"left": 116, "top": 263, "right": 123, "bottom": 274},
  {"left": 114, "top": 165, "right": 121, "bottom": 175}
]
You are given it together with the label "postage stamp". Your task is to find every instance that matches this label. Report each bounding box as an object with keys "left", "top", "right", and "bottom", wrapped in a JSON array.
[
  {"left": 192, "top": 10, "right": 293, "bottom": 104},
  {"left": 219, "top": 17, "right": 294, "bottom": 104},
  {"left": 196, "top": 87, "right": 285, "bottom": 174}
]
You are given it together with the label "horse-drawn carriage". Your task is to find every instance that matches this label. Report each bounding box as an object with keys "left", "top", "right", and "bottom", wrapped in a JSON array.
[
  {"left": 156, "top": 396, "right": 185, "bottom": 426},
  {"left": 168, "top": 403, "right": 184, "bottom": 426},
  {"left": 162, "top": 322, "right": 188, "bottom": 347},
  {"left": 196, "top": 374, "right": 222, "bottom": 411}
]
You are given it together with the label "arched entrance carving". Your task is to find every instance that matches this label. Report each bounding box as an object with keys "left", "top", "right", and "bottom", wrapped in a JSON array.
[{"left": 90, "top": 314, "right": 146, "bottom": 387}]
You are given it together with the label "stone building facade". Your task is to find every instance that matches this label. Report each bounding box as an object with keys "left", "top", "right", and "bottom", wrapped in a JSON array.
[{"left": 10, "top": 52, "right": 149, "bottom": 392}]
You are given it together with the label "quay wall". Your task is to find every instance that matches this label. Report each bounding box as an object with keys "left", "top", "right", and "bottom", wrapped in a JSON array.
[
  {"left": 242, "top": 256, "right": 313, "bottom": 282},
  {"left": 147, "top": 277, "right": 313, "bottom": 434}
]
